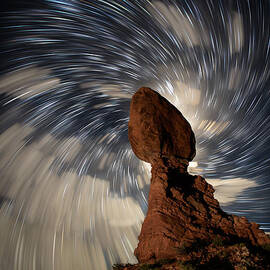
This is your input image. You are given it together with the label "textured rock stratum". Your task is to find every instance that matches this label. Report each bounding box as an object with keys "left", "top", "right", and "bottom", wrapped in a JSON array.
[{"left": 114, "top": 87, "right": 270, "bottom": 270}]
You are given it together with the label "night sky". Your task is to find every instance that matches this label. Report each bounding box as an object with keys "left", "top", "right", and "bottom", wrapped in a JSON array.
[{"left": 1, "top": 0, "right": 270, "bottom": 269}]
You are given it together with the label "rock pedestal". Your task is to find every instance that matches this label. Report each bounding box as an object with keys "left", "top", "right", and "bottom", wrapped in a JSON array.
[{"left": 134, "top": 161, "right": 269, "bottom": 263}]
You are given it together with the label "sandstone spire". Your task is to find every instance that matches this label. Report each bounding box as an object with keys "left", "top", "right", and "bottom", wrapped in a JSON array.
[{"left": 126, "top": 87, "right": 270, "bottom": 268}]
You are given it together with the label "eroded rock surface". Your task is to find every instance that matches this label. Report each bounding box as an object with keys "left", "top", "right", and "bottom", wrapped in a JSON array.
[
  {"left": 121, "top": 87, "right": 270, "bottom": 269},
  {"left": 134, "top": 162, "right": 270, "bottom": 263}
]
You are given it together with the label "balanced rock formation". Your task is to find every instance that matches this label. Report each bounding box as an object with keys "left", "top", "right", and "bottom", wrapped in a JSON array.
[
  {"left": 124, "top": 87, "right": 270, "bottom": 269},
  {"left": 128, "top": 87, "right": 196, "bottom": 167}
]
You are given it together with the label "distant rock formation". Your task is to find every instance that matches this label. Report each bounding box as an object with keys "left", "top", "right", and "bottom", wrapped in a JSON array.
[{"left": 120, "top": 87, "right": 270, "bottom": 269}]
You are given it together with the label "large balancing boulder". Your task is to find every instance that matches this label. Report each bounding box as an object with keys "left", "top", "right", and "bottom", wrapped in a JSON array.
[{"left": 128, "top": 87, "right": 196, "bottom": 165}]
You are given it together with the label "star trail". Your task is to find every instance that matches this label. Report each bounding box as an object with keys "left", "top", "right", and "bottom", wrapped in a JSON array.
[{"left": 0, "top": 0, "right": 270, "bottom": 269}]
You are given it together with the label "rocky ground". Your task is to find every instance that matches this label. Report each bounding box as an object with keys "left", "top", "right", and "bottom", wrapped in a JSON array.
[{"left": 113, "top": 240, "right": 270, "bottom": 270}]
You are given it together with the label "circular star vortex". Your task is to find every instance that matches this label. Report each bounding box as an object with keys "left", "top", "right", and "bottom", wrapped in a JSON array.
[{"left": 0, "top": 0, "right": 270, "bottom": 269}]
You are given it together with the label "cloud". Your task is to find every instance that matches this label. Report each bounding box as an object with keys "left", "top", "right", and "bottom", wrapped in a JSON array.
[
  {"left": 206, "top": 178, "right": 257, "bottom": 206},
  {"left": 0, "top": 66, "right": 59, "bottom": 99},
  {"left": 174, "top": 81, "right": 201, "bottom": 106},
  {"left": 228, "top": 67, "right": 241, "bottom": 90},
  {"left": 0, "top": 123, "right": 142, "bottom": 269},
  {"left": 197, "top": 120, "right": 230, "bottom": 135},
  {"left": 80, "top": 83, "right": 131, "bottom": 99},
  {"left": 228, "top": 12, "right": 244, "bottom": 54},
  {"left": 149, "top": 1, "right": 210, "bottom": 47}
]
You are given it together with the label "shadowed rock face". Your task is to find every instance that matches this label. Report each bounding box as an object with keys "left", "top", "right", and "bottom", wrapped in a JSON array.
[
  {"left": 128, "top": 87, "right": 270, "bottom": 265},
  {"left": 128, "top": 87, "right": 196, "bottom": 166}
]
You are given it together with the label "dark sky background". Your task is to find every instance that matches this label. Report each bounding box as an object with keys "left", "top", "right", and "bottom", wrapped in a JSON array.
[{"left": 0, "top": 0, "right": 270, "bottom": 269}]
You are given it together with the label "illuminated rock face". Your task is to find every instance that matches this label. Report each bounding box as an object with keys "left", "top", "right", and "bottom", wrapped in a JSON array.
[
  {"left": 128, "top": 87, "right": 196, "bottom": 167},
  {"left": 128, "top": 87, "right": 270, "bottom": 264}
]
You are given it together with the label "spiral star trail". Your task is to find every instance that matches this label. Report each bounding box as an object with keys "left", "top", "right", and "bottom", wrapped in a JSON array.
[{"left": 0, "top": 0, "right": 270, "bottom": 269}]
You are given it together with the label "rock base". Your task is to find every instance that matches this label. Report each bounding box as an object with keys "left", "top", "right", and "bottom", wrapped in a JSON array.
[{"left": 134, "top": 162, "right": 270, "bottom": 264}]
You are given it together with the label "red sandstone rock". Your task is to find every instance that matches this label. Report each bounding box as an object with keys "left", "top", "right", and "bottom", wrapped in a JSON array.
[
  {"left": 134, "top": 163, "right": 270, "bottom": 263},
  {"left": 125, "top": 87, "right": 270, "bottom": 268},
  {"left": 128, "top": 87, "right": 196, "bottom": 165}
]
